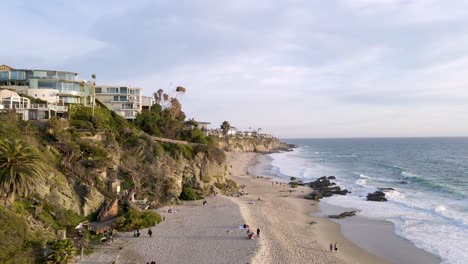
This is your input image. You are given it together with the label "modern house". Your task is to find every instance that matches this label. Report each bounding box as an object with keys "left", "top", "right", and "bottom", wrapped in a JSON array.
[
  {"left": 0, "top": 89, "right": 68, "bottom": 120},
  {"left": 0, "top": 64, "right": 92, "bottom": 106},
  {"left": 94, "top": 85, "right": 142, "bottom": 120},
  {"left": 141, "top": 95, "right": 155, "bottom": 111},
  {"left": 198, "top": 121, "right": 211, "bottom": 131}
]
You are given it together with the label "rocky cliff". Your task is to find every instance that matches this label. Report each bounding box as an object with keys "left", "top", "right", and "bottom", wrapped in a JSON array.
[{"left": 216, "top": 136, "right": 293, "bottom": 153}]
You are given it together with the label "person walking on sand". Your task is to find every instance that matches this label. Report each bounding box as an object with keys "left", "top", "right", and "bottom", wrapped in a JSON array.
[
  {"left": 148, "top": 228, "right": 153, "bottom": 237},
  {"left": 257, "top": 228, "right": 260, "bottom": 237},
  {"left": 334, "top": 242, "right": 338, "bottom": 252},
  {"left": 330, "top": 243, "right": 333, "bottom": 252}
]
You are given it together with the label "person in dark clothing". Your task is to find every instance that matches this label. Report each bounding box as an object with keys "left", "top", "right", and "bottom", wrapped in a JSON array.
[
  {"left": 256, "top": 228, "right": 260, "bottom": 237},
  {"left": 148, "top": 228, "right": 153, "bottom": 237},
  {"left": 334, "top": 242, "right": 338, "bottom": 251},
  {"left": 330, "top": 243, "right": 333, "bottom": 252}
]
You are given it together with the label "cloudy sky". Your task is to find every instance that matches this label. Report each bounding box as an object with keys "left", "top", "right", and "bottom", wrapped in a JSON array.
[{"left": 3, "top": 0, "right": 468, "bottom": 138}]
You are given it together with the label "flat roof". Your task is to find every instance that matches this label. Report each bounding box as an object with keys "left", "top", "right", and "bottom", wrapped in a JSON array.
[{"left": 0, "top": 64, "right": 78, "bottom": 75}]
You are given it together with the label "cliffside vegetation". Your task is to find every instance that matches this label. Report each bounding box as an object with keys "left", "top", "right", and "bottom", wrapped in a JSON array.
[
  {"left": 0, "top": 87, "right": 288, "bottom": 262},
  {"left": 0, "top": 95, "right": 227, "bottom": 262}
]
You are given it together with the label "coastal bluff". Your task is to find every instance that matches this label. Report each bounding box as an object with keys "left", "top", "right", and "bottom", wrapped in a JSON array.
[{"left": 216, "top": 136, "right": 293, "bottom": 153}]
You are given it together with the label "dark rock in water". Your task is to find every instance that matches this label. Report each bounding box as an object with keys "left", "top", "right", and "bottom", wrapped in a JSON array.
[
  {"left": 328, "top": 186, "right": 341, "bottom": 192},
  {"left": 309, "top": 177, "right": 331, "bottom": 189},
  {"left": 327, "top": 176, "right": 336, "bottom": 180},
  {"left": 367, "top": 191, "right": 387, "bottom": 202},
  {"left": 400, "top": 181, "right": 408, "bottom": 184},
  {"left": 337, "top": 189, "right": 349, "bottom": 195},
  {"left": 304, "top": 192, "right": 323, "bottom": 201},
  {"left": 308, "top": 176, "right": 350, "bottom": 199},
  {"left": 379, "top": 187, "right": 395, "bottom": 192},
  {"left": 328, "top": 211, "right": 357, "bottom": 219}
]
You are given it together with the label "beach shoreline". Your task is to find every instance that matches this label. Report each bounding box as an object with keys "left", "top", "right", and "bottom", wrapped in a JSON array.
[
  {"left": 243, "top": 151, "right": 441, "bottom": 264},
  {"left": 227, "top": 152, "right": 387, "bottom": 264}
]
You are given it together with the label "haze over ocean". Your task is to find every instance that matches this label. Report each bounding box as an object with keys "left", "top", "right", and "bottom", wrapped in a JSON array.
[{"left": 265, "top": 138, "right": 468, "bottom": 264}]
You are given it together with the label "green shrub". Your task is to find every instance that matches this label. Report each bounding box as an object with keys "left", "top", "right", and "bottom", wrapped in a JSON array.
[
  {"left": 179, "top": 128, "right": 207, "bottom": 144},
  {"left": 291, "top": 177, "right": 296, "bottom": 181},
  {"left": 46, "top": 239, "right": 76, "bottom": 264},
  {"left": 116, "top": 209, "right": 161, "bottom": 231},
  {"left": 180, "top": 145, "right": 194, "bottom": 160},
  {"left": 69, "top": 120, "right": 94, "bottom": 129},
  {"left": 179, "top": 187, "right": 203, "bottom": 200},
  {"left": 289, "top": 181, "right": 299, "bottom": 188}
]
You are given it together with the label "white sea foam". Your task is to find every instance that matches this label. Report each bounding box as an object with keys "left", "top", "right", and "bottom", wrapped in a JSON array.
[
  {"left": 402, "top": 170, "right": 419, "bottom": 177},
  {"left": 324, "top": 195, "right": 468, "bottom": 264},
  {"left": 269, "top": 148, "right": 337, "bottom": 179}
]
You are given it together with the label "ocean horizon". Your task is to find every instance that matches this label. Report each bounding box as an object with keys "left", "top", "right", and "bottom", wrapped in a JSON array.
[{"left": 252, "top": 137, "right": 468, "bottom": 264}]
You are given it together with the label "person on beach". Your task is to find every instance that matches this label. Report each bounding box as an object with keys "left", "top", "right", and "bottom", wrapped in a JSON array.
[
  {"left": 148, "top": 228, "right": 153, "bottom": 237},
  {"left": 330, "top": 243, "right": 333, "bottom": 252},
  {"left": 334, "top": 242, "right": 338, "bottom": 252},
  {"left": 257, "top": 228, "right": 260, "bottom": 237},
  {"left": 203, "top": 200, "right": 207, "bottom": 206}
]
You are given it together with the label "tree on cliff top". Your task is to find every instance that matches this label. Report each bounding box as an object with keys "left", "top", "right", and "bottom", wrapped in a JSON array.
[
  {"left": 0, "top": 139, "right": 46, "bottom": 200},
  {"left": 221, "top": 121, "right": 231, "bottom": 136}
]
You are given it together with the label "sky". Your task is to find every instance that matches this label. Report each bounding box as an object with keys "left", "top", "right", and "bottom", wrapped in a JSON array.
[{"left": 3, "top": 0, "right": 468, "bottom": 138}]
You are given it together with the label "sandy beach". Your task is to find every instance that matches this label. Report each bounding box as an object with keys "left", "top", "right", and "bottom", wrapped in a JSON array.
[
  {"left": 227, "top": 152, "right": 388, "bottom": 264},
  {"left": 79, "top": 151, "right": 440, "bottom": 264},
  {"left": 79, "top": 195, "right": 256, "bottom": 264}
]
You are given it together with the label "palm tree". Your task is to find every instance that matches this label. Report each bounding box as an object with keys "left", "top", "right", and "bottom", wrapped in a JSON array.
[
  {"left": 220, "top": 121, "right": 231, "bottom": 136},
  {"left": 47, "top": 239, "right": 76, "bottom": 264},
  {"left": 91, "top": 74, "right": 96, "bottom": 117},
  {"left": 0, "top": 139, "right": 46, "bottom": 200}
]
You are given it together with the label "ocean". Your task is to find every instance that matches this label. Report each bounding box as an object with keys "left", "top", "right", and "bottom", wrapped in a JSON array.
[{"left": 252, "top": 138, "right": 468, "bottom": 264}]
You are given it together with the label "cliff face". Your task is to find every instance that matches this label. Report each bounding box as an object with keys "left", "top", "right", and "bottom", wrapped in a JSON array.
[{"left": 216, "top": 137, "right": 292, "bottom": 153}]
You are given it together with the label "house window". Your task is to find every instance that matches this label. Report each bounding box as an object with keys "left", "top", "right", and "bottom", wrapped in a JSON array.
[
  {"left": 95, "top": 87, "right": 102, "bottom": 93},
  {"left": 113, "top": 96, "right": 119, "bottom": 101}
]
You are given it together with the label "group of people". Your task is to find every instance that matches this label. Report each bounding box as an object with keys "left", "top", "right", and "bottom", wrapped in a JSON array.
[
  {"left": 133, "top": 228, "right": 153, "bottom": 238},
  {"left": 146, "top": 261, "right": 156, "bottom": 264},
  {"left": 271, "top": 181, "right": 284, "bottom": 186},
  {"left": 243, "top": 224, "right": 260, "bottom": 239},
  {"left": 330, "top": 242, "right": 338, "bottom": 252}
]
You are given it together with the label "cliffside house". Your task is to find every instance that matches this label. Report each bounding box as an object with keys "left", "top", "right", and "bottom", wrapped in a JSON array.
[
  {"left": 0, "top": 64, "right": 92, "bottom": 106},
  {"left": 0, "top": 89, "right": 68, "bottom": 120},
  {"left": 94, "top": 85, "right": 143, "bottom": 120}
]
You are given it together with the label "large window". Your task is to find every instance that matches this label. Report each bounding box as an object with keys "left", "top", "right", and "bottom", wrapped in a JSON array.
[
  {"left": 61, "top": 97, "right": 81, "bottom": 104},
  {"left": 107, "top": 87, "right": 118, "bottom": 93},
  {"left": 113, "top": 95, "right": 127, "bottom": 101},
  {"left": 46, "top": 71, "right": 57, "bottom": 79},
  {"left": 95, "top": 87, "right": 102, "bottom": 93},
  {"left": 33, "top": 71, "right": 47, "bottom": 78},
  {"left": 120, "top": 87, "right": 127, "bottom": 94},
  {"left": 10, "top": 71, "right": 26, "bottom": 80},
  {"left": 38, "top": 80, "right": 57, "bottom": 89},
  {"left": 122, "top": 103, "right": 133, "bottom": 109},
  {"left": 0, "top": 71, "right": 8, "bottom": 80}
]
